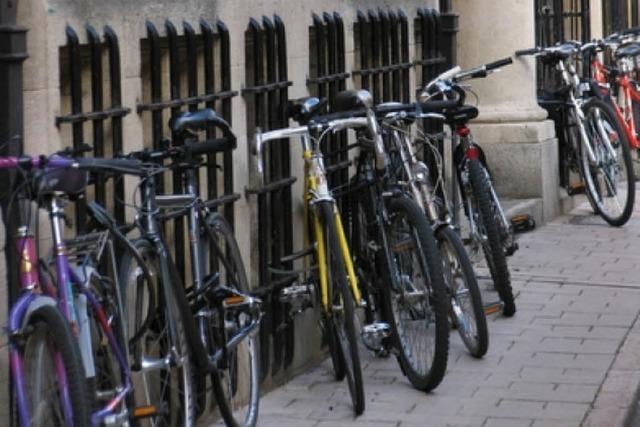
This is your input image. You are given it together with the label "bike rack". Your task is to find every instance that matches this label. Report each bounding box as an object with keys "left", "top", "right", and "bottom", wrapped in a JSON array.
[
  {"left": 56, "top": 26, "right": 131, "bottom": 234},
  {"left": 137, "top": 19, "right": 239, "bottom": 281},
  {"left": 243, "top": 15, "right": 296, "bottom": 380}
]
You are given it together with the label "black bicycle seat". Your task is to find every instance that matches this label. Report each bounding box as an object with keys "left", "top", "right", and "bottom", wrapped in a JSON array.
[
  {"left": 332, "top": 89, "right": 373, "bottom": 112},
  {"left": 287, "top": 97, "right": 327, "bottom": 124},
  {"left": 170, "top": 109, "right": 231, "bottom": 137},
  {"left": 615, "top": 42, "right": 640, "bottom": 59},
  {"left": 34, "top": 167, "right": 89, "bottom": 196},
  {"left": 445, "top": 104, "right": 479, "bottom": 124}
]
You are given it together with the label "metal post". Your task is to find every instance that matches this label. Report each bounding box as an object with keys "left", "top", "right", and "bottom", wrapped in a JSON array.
[{"left": 439, "top": 5, "right": 458, "bottom": 70}]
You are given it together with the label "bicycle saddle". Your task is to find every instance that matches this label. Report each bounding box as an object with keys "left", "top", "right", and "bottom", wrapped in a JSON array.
[
  {"left": 170, "top": 109, "right": 232, "bottom": 138},
  {"left": 34, "top": 167, "right": 89, "bottom": 197},
  {"left": 445, "top": 105, "right": 479, "bottom": 124},
  {"left": 615, "top": 42, "right": 640, "bottom": 59},
  {"left": 332, "top": 90, "right": 374, "bottom": 112},
  {"left": 287, "top": 97, "right": 327, "bottom": 124}
]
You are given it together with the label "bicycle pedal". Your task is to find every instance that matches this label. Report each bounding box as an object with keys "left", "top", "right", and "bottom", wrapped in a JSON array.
[
  {"left": 361, "top": 322, "right": 391, "bottom": 353},
  {"left": 510, "top": 214, "right": 535, "bottom": 234},
  {"left": 280, "top": 282, "right": 314, "bottom": 314},
  {"left": 483, "top": 301, "right": 503, "bottom": 316},
  {"left": 133, "top": 405, "right": 161, "bottom": 419},
  {"left": 567, "top": 183, "right": 586, "bottom": 196}
]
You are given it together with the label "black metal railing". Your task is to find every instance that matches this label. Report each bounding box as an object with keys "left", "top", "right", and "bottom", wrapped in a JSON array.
[
  {"left": 137, "top": 19, "right": 238, "bottom": 281},
  {"left": 354, "top": 9, "right": 412, "bottom": 104},
  {"left": 243, "top": 15, "right": 295, "bottom": 380},
  {"left": 57, "top": 25, "right": 131, "bottom": 234},
  {"left": 308, "top": 12, "right": 350, "bottom": 199},
  {"left": 603, "top": 0, "right": 639, "bottom": 35}
]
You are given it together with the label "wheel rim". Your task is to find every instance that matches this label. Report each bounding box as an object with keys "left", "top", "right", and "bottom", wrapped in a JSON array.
[
  {"left": 441, "top": 239, "right": 479, "bottom": 353},
  {"left": 388, "top": 211, "right": 436, "bottom": 377},
  {"left": 583, "top": 106, "right": 630, "bottom": 220}
]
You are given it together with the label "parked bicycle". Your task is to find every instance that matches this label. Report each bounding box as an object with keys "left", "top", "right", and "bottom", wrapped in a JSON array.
[
  {"left": 250, "top": 98, "right": 368, "bottom": 414},
  {"left": 114, "top": 109, "right": 261, "bottom": 427},
  {"left": 517, "top": 42, "right": 636, "bottom": 226},
  {"left": 415, "top": 60, "right": 518, "bottom": 317}
]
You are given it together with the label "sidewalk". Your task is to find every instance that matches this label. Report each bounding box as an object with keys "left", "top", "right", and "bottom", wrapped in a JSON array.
[{"left": 257, "top": 194, "right": 640, "bottom": 427}]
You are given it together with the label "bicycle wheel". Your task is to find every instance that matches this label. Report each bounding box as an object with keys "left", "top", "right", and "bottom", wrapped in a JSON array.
[
  {"left": 119, "top": 238, "right": 195, "bottom": 426},
  {"left": 200, "top": 212, "right": 260, "bottom": 427},
  {"left": 382, "top": 196, "right": 449, "bottom": 392},
  {"left": 467, "top": 158, "right": 516, "bottom": 317},
  {"left": 580, "top": 97, "right": 636, "bottom": 226},
  {"left": 20, "top": 304, "right": 90, "bottom": 427},
  {"left": 318, "top": 201, "right": 364, "bottom": 415},
  {"left": 437, "top": 226, "right": 488, "bottom": 358}
]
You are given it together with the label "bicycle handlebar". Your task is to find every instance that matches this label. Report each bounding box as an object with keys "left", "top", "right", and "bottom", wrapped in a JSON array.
[
  {"left": 127, "top": 136, "right": 235, "bottom": 162},
  {"left": 514, "top": 47, "right": 541, "bottom": 57}
]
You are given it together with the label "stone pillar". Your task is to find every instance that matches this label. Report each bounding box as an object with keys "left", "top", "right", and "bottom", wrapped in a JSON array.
[{"left": 452, "top": 0, "right": 560, "bottom": 222}]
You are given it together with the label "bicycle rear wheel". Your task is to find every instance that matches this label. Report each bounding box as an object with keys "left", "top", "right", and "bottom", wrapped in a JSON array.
[
  {"left": 319, "top": 201, "right": 364, "bottom": 415},
  {"left": 382, "top": 196, "right": 449, "bottom": 392},
  {"left": 19, "top": 304, "right": 90, "bottom": 427},
  {"left": 581, "top": 97, "right": 636, "bottom": 226},
  {"left": 119, "top": 238, "right": 195, "bottom": 426},
  {"left": 200, "top": 212, "right": 260, "bottom": 427},
  {"left": 467, "top": 158, "right": 516, "bottom": 317},
  {"left": 437, "top": 226, "right": 488, "bottom": 358}
]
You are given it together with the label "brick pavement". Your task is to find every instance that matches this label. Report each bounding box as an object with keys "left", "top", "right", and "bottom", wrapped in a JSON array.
[{"left": 255, "top": 195, "right": 640, "bottom": 427}]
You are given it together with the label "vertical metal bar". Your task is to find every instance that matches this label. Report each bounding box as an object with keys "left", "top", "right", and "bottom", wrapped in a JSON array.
[
  {"left": 368, "top": 9, "right": 380, "bottom": 103},
  {"left": 87, "top": 25, "right": 106, "bottom": 211},
  {"left": 399, "top": 10, "right": 410, "bottom": 103},
  {"left": 357, "top": 11, "right": 370, "bottom": 91},
  {"left": 104, "top": 26, "right": 125, "bottom": 225},
  {"left": 166, "top": 20, "right": 186, "bottom": 281},
  {"left": 248, "top": 18, "right": 271, "bottom": 381},
  {"left": 334, "top": 12, "right": 349, "bottom": 188},
  {"left": 201, "top": 20, "right": 219, "bottom": 205},
  {"left": 379, "top": 9, "right": 390, "bottom": 102},
  {"left": 389, "top": 10, "right": 400, "bottom": 101},
  {"left": 146, "top": 22, "right": 164, "bottom": 194},
  {"left": 66, "top": 26, "right": 87, "bottom": 234},
  {"left": 184, "top": 22, "right": 198, "bottom": 113},
  {"left": 312, "top": 14, "right": 326, "bottom": 100},
  {"left": 324, "top": 12, "right": 338, "bottom": 185},
  {"left": 218, "top": 20, "right": 234, "bottom": 227}
]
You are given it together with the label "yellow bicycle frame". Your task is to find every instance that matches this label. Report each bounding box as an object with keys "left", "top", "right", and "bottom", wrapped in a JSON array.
[{"left": 304, "top": 149, "right": 361, "bottom": 312}]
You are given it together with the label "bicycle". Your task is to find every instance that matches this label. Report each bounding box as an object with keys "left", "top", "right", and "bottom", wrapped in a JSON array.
[
  {"left": 517, "top": 43, "right": 636, "bottom": 227},
  {"left": 376, "top": 97, "right": 491, "bottom": 358},
  {"left": 412, "top": 60, "right": 518, "bottom": 317},
  {"left": 250, "top": 97, "right": 366, "bottom": 414},
  {"left": 3, "top": 153, "right": 142, "bottom": 427},
  {"left": 113, "top": 109, "right": 261, "bottom": 427},
  {"left": 315, "top": 90, "right": 451, "bottom": 391}
]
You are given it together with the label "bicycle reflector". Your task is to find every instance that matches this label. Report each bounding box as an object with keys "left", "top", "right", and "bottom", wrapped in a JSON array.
[{"left": 466, "top": 145, "right": 480, "bottom": 161}]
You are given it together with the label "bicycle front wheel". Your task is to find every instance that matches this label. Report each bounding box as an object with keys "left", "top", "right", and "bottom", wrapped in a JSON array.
[
  {"left": 437, "top": 226, "right": 488, "bottom": 358},
  {"left": 318, "top": 201, "right": 364, "bottom": 415},
  {"left": 20, "top": 304, "right": 90, "bottom": 427},
  {"left": 467, "top": 158, "right": 516, "bottom": 317},
  {"left": 581, "top": 97, "right": 636, "bottom": 226},
  {"left": 383, "top": 196, "right": 449, "bottom": 392},
  {"left": 119, "top": 238, "right": 195, "bottom": 426},
  {"left": 200, "top": 212, "right": 260, "bottom": 427}
]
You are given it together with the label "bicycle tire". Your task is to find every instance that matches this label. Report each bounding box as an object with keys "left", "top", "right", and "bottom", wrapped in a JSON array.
[
  {"left": 319, "top": 201, "right": 365, "bottom": 415},
  {"left": 580, "top": 97, "right": 636, "bottom": 226},
  {"left": 467, "top": 158, "right": 516, "bottom": 317},
  {"left": 437, "top": 226, "right": 488, "bottom": 358},
  {"left": 382, "top": 195, "right": 449, "bottom": 391},
  {"left": 201, "top": 213, "right": 260, "bottom": 427},
  {"left": 119, "top": 238, "right": 195, "bottom": 426},
  {"left": 21, "top": 304, "right": 90, "bottom": 427}
]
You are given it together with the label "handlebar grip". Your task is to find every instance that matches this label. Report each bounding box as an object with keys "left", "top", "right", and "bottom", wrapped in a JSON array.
[
  {"left": 185, "top": 137, "right": 236, "bottom": 156},
  {"left": 485, "top": 57, "right": 513, "bottom": 71},
  {"left": 75, "top": 157, "right": 144, "bottom": 176},
  {"left": 419, "top": 100, "right": 460, "bottom": 112},
  {"left": 515, "top": 47, "right": 540, "bottom": 57}
]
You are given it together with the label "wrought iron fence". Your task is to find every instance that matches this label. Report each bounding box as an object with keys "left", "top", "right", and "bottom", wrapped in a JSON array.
[
  {"left": 57, "top": 25, "right": 131, "bottom": 234},
  {"left": 243, "top": 15, "right": 296, "bottom": 380},
  {"left": 353, "top": 9, "right": 412, "bottom": 104},
  {"left": 603, "top": 0, "right": 639, "bottom": 35}
]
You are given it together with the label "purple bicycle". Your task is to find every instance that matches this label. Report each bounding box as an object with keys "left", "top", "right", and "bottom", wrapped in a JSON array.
[{"left": 5, "top": 154, "right": 143, "bottom": 426}]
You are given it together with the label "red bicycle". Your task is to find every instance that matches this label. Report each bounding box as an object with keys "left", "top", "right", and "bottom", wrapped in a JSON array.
[{"left": 584, "top": 28, "right": 640, "bottom": 152}]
